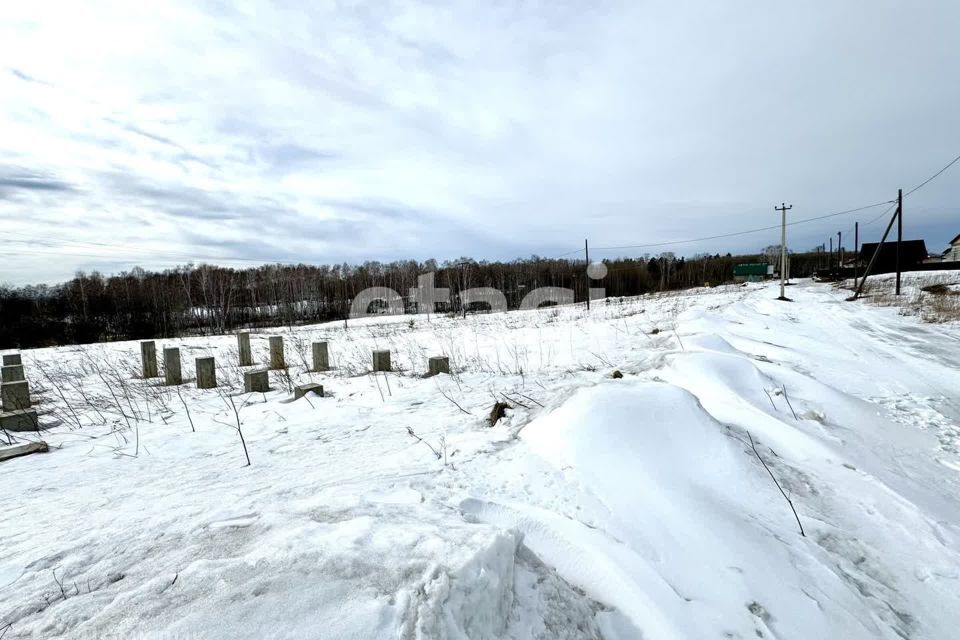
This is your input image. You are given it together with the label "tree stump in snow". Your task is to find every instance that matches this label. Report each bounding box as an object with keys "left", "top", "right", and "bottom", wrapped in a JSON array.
[{"left": 488, "top": 401, "right": 509, "bottom": 427}]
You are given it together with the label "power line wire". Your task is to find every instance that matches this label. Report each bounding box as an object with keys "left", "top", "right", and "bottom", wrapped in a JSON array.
[
  {"left": 835, "top": 152, "right": 959, "bottom": 240},
  {"left": 587, "top": 200, "right": 893, "bottom": 253},
  {"left": 573, "top": 150, "right": 959, "bottom": 257},
  {"left": 904, "top": 152, "right": 960, "bottom": 197}
]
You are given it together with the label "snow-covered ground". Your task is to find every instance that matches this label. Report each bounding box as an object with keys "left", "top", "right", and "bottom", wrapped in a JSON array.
[{"left": 2, "top": 278, "right": 959, "bottom": 639}]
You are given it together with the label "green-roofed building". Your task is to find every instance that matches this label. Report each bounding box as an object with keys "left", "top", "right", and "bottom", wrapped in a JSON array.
[{"left": 733, "top": 263, "right": 772, "bottom": 283}]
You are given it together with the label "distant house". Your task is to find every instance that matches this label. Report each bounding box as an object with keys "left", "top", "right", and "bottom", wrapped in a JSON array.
[
  {"left": 858, "top": 240, "right": 928, "bottom": 273},
  {"left": 733, "top": 263, "right": 772, "bottom": 283},
  {"left": 944, "top": 234, "right": 960, "bottom": 262}
]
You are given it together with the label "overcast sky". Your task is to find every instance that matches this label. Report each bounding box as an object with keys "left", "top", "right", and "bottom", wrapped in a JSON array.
[{"left": 1, "top": 1, "right": 958, "bottom": 285}]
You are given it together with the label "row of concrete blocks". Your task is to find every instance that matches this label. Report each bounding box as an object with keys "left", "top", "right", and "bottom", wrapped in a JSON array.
[
  {"left": 372, "top": 351, "right": 451, "bottom": 377},
  {"left": 0, "top": 353, "right": 39, "bottom": 432},
  {"left": 140, "top": 336, "right": 332, "bottom": 383},
  {"left": 232, "top": 335, "right": 451, "bottom": 377},
  {"left": 239, "top": 369, "right": 323, "bottom": 400},
  {"left": 236, "top": 333, "right": 329, "bottom": 371},
  {"left": 139, "top": 342, "right": 216, "bottom": 387},
  {"left": 140, "top": 336, "right": 450, "bottom": 383},
  {"left": 237, "top": 352, "right": 450, "bottom": 396}
]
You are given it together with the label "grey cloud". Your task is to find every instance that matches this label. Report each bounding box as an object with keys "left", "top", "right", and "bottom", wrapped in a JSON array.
[
  {"left": 105, "top": 119, "right": 219, "bottom": 170},
  {"left": 8, "top": 67, "right": 50, "bottom": 86},
  {"left": 98, "top": 173, "right": 275, "bottom": 222},
  {"left": 0, "top": 168, "right": 76, "bottom": 201},
  {"left": 256, "top": 143, "right": 338, "bottom": 172},
  {"left": 0, "top": 177, "right": 73, "bottom": 192}
]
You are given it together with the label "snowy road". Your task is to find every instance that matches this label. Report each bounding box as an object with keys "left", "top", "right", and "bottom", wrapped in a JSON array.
[{"left": 2, "top": 278, "right": 959, "bottom": 639}]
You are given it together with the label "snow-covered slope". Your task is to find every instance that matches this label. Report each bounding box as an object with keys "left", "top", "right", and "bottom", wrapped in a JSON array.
[{"left": 2, "top": 279, "right": 959, "bottom": 639}]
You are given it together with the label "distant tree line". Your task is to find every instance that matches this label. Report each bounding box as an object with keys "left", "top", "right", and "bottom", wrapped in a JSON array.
[{"left": 0, "top": 249, "right": 823, "bottom": 349}]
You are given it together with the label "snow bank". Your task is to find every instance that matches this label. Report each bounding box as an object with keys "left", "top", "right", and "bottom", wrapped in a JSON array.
[{"left": 469, "top": 375, "right": 960, "bottom": 639}]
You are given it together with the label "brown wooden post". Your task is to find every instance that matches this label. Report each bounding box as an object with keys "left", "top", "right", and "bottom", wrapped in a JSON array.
[
  {"left": 838, "top": 231, "right": 843, "bottom": 276},
  {"left": 850, "top": 203, "right": 900, "bottom": 300},
  {"left": 854, "top": 221, "right": 859, "bottom": 290}
]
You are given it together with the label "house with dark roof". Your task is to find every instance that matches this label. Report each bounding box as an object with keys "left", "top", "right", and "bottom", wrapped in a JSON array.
[
  {"left": 858, "top": 240, "right": 929, "bottom": 273},
  {"left": 944, "top": 234, "right": 960, "bottom": 262}
]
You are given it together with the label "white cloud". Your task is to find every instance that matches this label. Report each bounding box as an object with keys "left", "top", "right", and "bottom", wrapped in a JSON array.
[{"left": 1, "top": 0, "right": 958, "bottom": 284}]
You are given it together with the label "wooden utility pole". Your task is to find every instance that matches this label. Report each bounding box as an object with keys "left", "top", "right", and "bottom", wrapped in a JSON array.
[
  {"left": 838, "top": 231, "right": 843, "bottom": 275},
  {"left": 775, "top": 203, "right": 792, "bottom": 300},
  {"left": 584, "top": 238, "right": 590, "bottom": 310},
  {"left": 896, "top": 188, "right": 903, "bottom": 295},
  {"left": 456, "top": 260, "right": 470, "bottom": 318},
  {"left": 853, "top": 221, "right": 859, "bottom": 290},
  {"left": 829, "top": 237, "right": 833, "bottom": 273},
  {"left": 849, "top": 201, "right": 901, "bottom": 300}
]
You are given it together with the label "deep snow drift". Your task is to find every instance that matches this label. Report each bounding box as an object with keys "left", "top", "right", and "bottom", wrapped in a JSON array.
[{"left": 2, "top": 278, "right": 959, "bottom": 639}]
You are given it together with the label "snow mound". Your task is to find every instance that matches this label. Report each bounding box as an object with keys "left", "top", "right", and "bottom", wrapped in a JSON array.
[{"left": 501, "top": 381, "right": 945, "bottom": 639}]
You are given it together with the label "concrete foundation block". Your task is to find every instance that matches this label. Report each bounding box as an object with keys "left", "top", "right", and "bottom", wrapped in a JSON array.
[
  {"left": 0, "top": 440, "right": 48, "bottom": 461},
  {"left": 244, "top": 369, "right": 270, "bottom": 393},
  {"left": 294, "top": 383, "right": 324, "bottom": 400},
  {"left": 1, "top": 381, "right": 31, "bottom": 412},
  {"left": 237, "top": 332, "right": 253, "bottom": 366},
  {"left": 2, "top": 354, "right": 22, "bottom": 366},
  {"left": 427, "top": 356, "right": 450, "bottom": 376},
  {"left": 196, "top": 357, "right": 217, "bottom": 389},
  {"left": 373, "top": 350, "right": 391, "bottom": 372},
  {"left": 140, "top": 341, "right": 158, "bottom": 378},
  {"left": 312, "top": 341, "right": 329, "bottom": 371},
  {"left": 0, "top": 408, "right": 39, "bottom": 432},
  {"left": 269, "top": 336, "right": 285, "bottom": 370},
  {"left": 1, "top": 365, "right": 25, "bottom": 383},
  {"left": 164, "top": 347, "right": 182, "bottom": 386}
]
